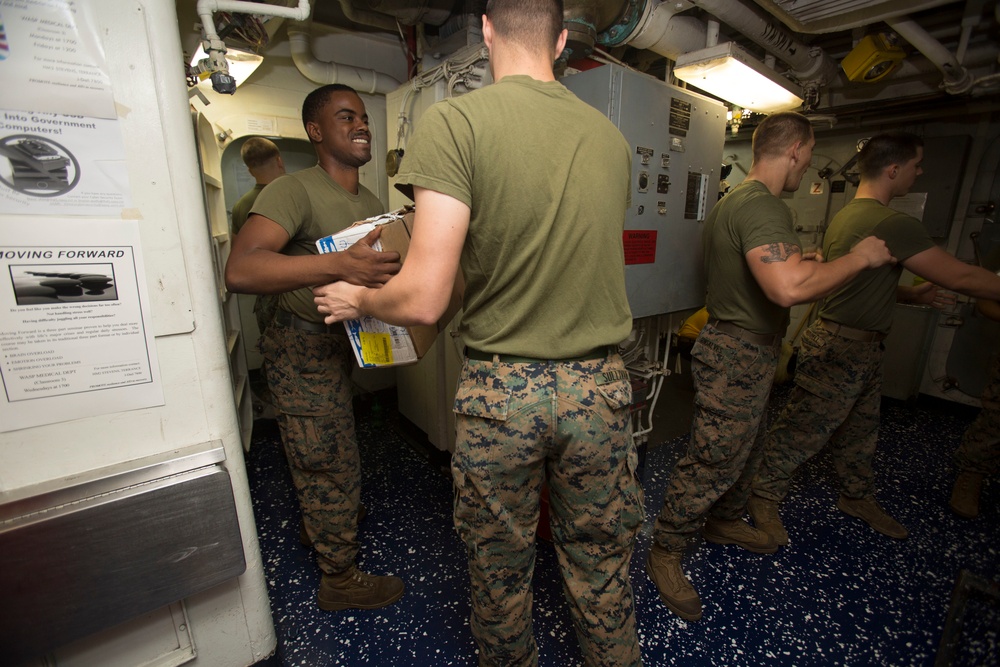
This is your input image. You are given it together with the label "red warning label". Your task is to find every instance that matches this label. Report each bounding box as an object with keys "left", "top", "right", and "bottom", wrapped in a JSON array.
[{"left": 623, "top": 230, "right": 657, "bottom": 265}]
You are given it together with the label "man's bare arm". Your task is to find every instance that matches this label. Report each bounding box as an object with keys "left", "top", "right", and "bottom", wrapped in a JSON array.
[
  {"left": 758, "top": 242, "right": 801, "bottom": 264},
  {"left": 746, "top": 235, "right": 894, "bottom": 308},
  {"left": 313, "top": 187, "right": 468, "bottom": 326},
  {"left": 225, "top": 213, "right": 401, "bottom": 295},
  {"left": 903, "top": 246, "right": 1000, "bottom": 301}
]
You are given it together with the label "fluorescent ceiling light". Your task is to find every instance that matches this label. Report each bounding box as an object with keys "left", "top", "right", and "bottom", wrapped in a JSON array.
[
  {"left": 190, "top": 45, "right": 263, "bottom": 89},
  {"left": 673, "top": 42, "right": 804, "bottom": 114}
]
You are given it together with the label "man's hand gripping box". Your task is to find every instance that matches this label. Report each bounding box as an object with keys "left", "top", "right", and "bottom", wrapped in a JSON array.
[{"left": 316, "top": 206, "right": 462, "bottom": 368}]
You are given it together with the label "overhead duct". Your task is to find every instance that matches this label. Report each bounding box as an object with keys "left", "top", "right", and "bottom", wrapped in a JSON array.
[
  {"left": 688, "top": 0, "right": 834, "bottom": 82},
  {"left": 337, "top": 0, "right": 397, "bottom": 31},
  {"left": 619, "top": 2, "right": 707, "bottom": 60},
  {"left": 563, "top": 0, "right": 638, "bottom": 60},
  {"left": 561, "top": 0, "right": 706, "bottom": 62},
  {"left": 751, "top": 0, "right": 957, "bottom": 35},
  {"left": 287, "top": 21, "right": 402, "bottom": 95},
  {"left": 563, "top": 0, "right": 833, "bottom": 86},
  {"left": 336, "top": 0, "right": 454, "bottom": 31}
]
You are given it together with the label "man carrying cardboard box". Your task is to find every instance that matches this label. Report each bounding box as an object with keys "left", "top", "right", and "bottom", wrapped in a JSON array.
[
  {"left": 313, "top": 1, "right": 644, "bottom": 663},
  {"left": 225, "top": 83, "right": 404, "bottom": 611},
  {"left": 316, "top": 206, "right": 463, "bottom": 369}
]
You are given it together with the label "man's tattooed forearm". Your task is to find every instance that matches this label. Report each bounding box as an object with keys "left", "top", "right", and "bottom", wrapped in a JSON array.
[{"left": 759, "top": 242, "right": 802, "bottom": 264}]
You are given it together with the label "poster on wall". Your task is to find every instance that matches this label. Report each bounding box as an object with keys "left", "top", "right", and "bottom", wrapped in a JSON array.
[
  {"left": 0, "top": 218, "right": 163, "bottom": 432},
  {"left": 0, "top": 0, "right": 116, "bottom": 119},
  {"left": 0, "top": 109, "right": 130, "bottom": 215}
]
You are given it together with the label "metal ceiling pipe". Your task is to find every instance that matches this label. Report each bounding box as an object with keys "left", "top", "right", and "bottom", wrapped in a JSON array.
[
  {"left": 353, "top": 0, "right": 454, "bottom": 26},
  {"left": 286, "top": 21, "right": 401, "bottom": 95},
  {"left": 197, "top": 0, "right": 311, "bottom": 38},
  {"left": 337, "top": 0, "right": 397, "bottom": 31},
  {"left": 562, "top": 0, "right": 633, "bottom": 60},
  {"left": 688, "top": 0, "right": 835, "bottom": 82},
  {"left": 622, "top": 1, "right": 707, "bottom": 60},
  {"left": 887, "top": 17, "right": 974, "bottom": 94},
  {"left": 197, "top": 0, "right": 311, "bottom": 75}
]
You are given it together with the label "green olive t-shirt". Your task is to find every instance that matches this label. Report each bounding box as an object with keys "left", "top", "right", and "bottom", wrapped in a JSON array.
[
  {"left": 396, "top": 75, "right": 633, "bottom": 357},
  {"left": 250, "top": 165, "right": 384, "bottom": 322},
  {"left": 820, "top": 197, "right": 935, "bottom": 333},
  {"left": 703, "top": 180, "right": 801, "bottom": 334}
]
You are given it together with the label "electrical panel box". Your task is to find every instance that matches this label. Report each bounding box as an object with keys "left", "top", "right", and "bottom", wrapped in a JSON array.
[{"left": 563, "top": 64, "right": 727, "bottom": 318}]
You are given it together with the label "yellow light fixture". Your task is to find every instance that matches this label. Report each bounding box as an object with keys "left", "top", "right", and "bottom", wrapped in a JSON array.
[
  {"left": 673, "top": 42, "right": 804, "bottom": 114},
  {"left": 841, "top": 34, "right": 905, "bottom": 83},
  {"left": 190, "top": 45, "right": 264, "bottom": 91}
]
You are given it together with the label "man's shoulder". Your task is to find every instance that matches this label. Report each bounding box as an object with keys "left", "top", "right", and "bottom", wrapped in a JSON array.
[
  {"left": 830, "top": 198, "right": 910, "bottom": 231},
  {"left": 722, "top": 182, "right": 784, "bottom": 220},
  {"left": 262, "top": 169, "right": 312, "bottom": 194},
  {"left": 233, "top": 186, "right": 259, "bottom": 207}
]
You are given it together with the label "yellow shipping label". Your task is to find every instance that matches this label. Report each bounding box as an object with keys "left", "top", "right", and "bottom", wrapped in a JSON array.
[{"left": 359, "top": 331, "right": 394, "bottom": 366}]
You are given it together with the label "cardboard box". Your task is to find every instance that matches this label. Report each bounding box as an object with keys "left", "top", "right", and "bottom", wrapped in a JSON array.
[{"left": 316, "top": 206, "right": 463, "bottom": 368}]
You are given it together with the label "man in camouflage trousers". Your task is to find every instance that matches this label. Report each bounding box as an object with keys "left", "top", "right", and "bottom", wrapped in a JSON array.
[
  {"left": 313, "top": 1, "right": 645, "bottom": 663},
  {"left": 647, "top": 112, "right": 894, "bottom": 622},
  {"left": 226, "top": 84, "right": 403, "bottom": 611},
  {"left": 950, "top": 297, "right": 1000, "bottom": 519},
  {"left": 748, "top": 132, "right": 1000, "bottom": 545}
]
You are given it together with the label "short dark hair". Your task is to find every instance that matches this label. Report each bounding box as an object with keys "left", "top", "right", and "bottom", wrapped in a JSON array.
[
  {"left": 485, "top": 0, "right": 564, "bottom": 51},
  {"left": 857, "top": 131, "right": 924, "bottom": 180},
  {"left": 240, "top": 137, "right": 280, "bottom": 170},
  {"left": 751, "top": 112, "right": 813, "bottom": 161},
  {"left": 301, "top": 83, "right": 359, "bottom": 131}
]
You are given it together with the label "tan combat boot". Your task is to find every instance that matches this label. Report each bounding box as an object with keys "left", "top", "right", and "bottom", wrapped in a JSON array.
[
  {"left": 646, "top": 543, "right": 702, "bottom": 621},
  {"left": 949, "top": 471, "right": 984, "bottom": 519},
  {"left": 747, "top": 495, "right": 789, "bottom": 546},
  {"left": 318, "top": 566, "right": 405, "bottom": 611},
  {"left": 702, "top": 516, "right": 778, "bottom": 553},
  {"left": 836, "top": 495, "right": 908, "bottom": 539}
]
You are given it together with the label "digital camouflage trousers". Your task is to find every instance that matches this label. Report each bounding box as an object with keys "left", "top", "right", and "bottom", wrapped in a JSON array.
[
  {"left": 653, "top": 324, "right": 779, "bottom": 552},
  {"left": 261, "top": 319, "right": 361, "bottom": 575},
  {"left": 955, "top": 352, "right": 1000, "bottom": 475},
  {"left": 753, "top": 320, "right": 884, "bottom": 502},
  {"left": 452, "top": 353, "right": 644, "bottom": 667}
]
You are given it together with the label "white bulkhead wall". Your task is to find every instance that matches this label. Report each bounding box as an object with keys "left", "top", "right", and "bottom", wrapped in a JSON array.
[
  {"left": 1, "top": 0, "right": 410, "bottom": 664},
  {"left": 0, "top": 0, "right": 276, "bottom": 664}
]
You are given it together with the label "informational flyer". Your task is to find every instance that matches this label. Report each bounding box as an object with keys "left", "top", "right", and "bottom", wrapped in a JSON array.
[
  {"left": 0, "top": 218, "right": 163, "bottom": 432},
  {"left": 0, "top": 109, "right": 131, "bottom": 215},
  {"left": 0, "top": 0, "right": 116, "bottom": 119}
]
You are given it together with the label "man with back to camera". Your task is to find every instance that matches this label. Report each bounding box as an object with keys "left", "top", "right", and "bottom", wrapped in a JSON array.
[
  {"left": 224, "top": 83, "right": 405, "bottom": 611},
  {"left": 646, "top": 112, "right": 895, "bottom": 622},
  {"left": 312, "top": 1, "right": 646, "bottom": 663},
  {"left": 747, "top": 131, "right": 1000, "bottom": 544}
]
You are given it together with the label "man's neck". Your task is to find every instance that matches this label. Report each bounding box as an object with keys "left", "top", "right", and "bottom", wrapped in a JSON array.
[
  {"left": 490, "top": 42, "right": 555, "bottom": 83},
  {"left": 744, "top": 162, "right": 787, "bottom": 198},
  {"left": 318, "top": 158, "right": 360, "bottom": 195},
  {"left": 855, "top": 181, "right": 893, "bottom": 206}
]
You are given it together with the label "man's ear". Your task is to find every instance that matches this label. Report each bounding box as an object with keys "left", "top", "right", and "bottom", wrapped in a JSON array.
[
  {"left": 789, "top": 141, "right": 803, "bottom": 164},
  {"left": 305, "top": 121, "right": 321, "bottom": 144},
  {"left": 555, "top": 28, "right": 568, "bottom": 60},
  {"left": 482, "top": 15, "right": 493, "bottom": 50}
]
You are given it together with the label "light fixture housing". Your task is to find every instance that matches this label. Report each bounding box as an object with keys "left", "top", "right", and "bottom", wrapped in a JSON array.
[
  {"left": 673, "top": 42, "right": 804, "bottom": 114},
  {"left": 190, "top": 45, "right": 264, "bottom": 91},
  {"left": 841, "top": 33, "right": 905, "bottom": 83}
]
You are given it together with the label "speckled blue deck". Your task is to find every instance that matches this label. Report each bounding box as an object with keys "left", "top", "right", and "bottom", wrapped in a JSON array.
[{"left": 247, "top": 388, "right": 998, "bottom": 666}]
